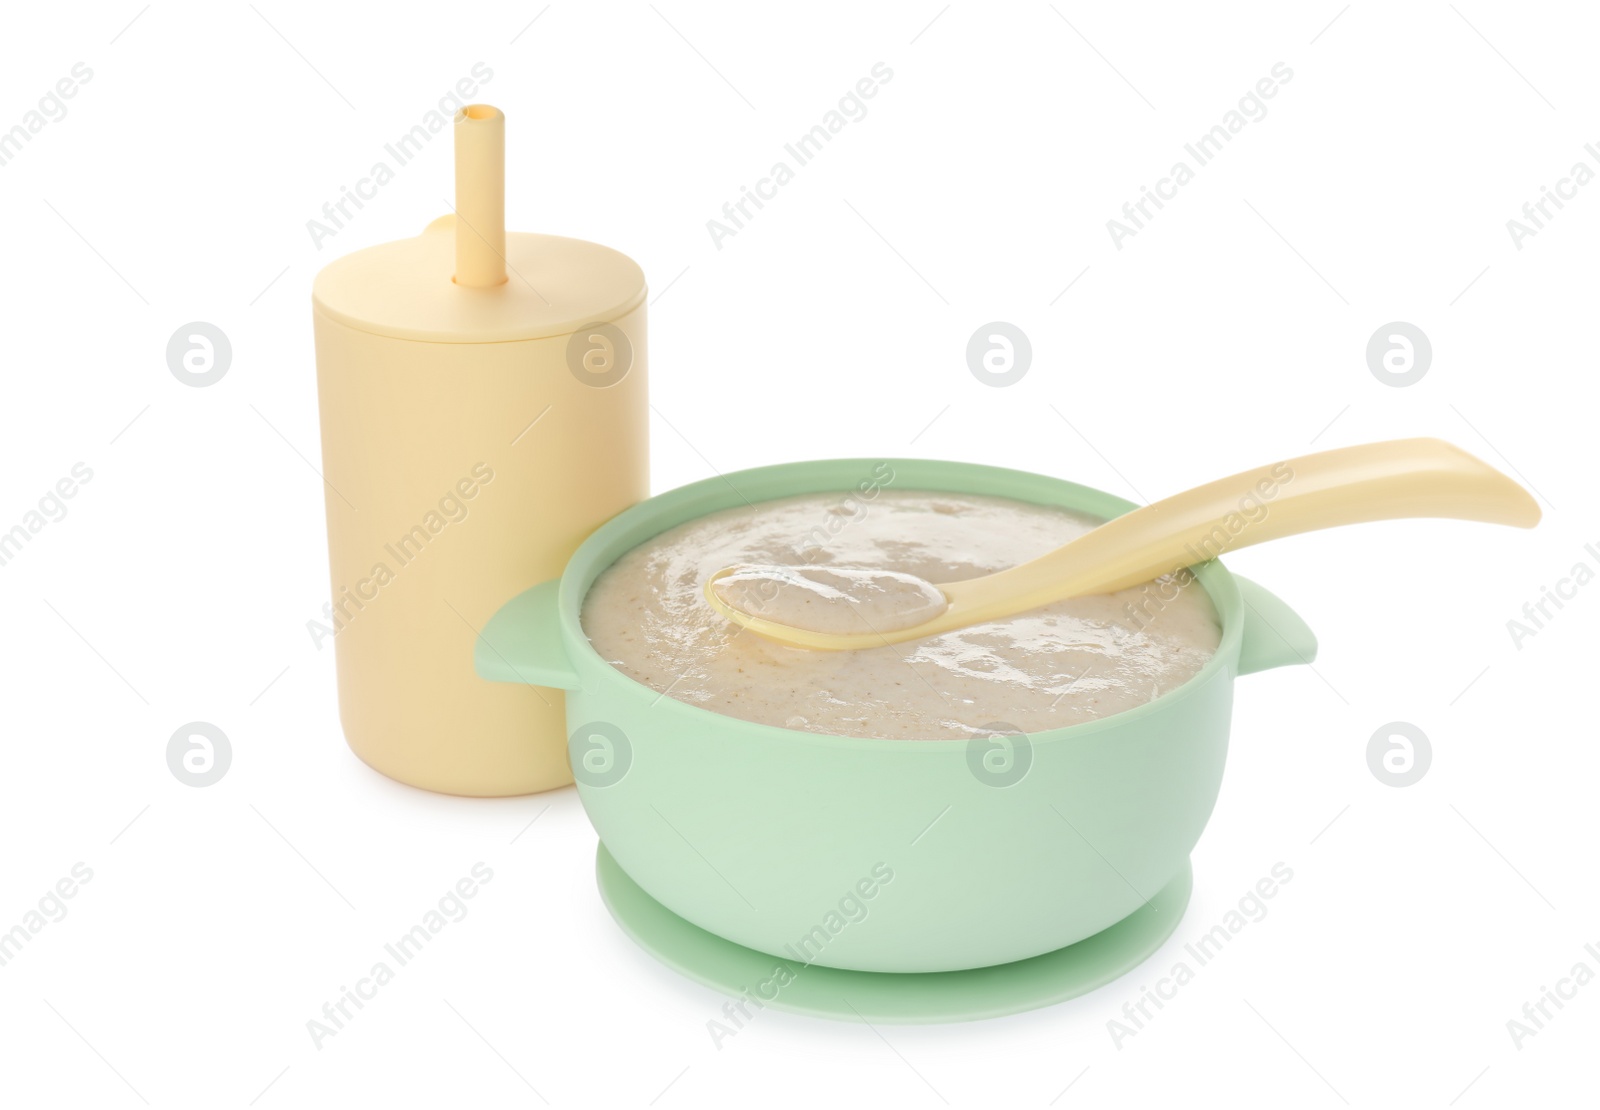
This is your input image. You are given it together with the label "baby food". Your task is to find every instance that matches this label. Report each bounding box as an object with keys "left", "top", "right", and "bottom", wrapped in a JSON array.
[
  {"left": 710, "top": 564, "right": 950, "bottom": 635},
  {"left": 581, "top": 490, "right": 1221, "bottom": 740}
]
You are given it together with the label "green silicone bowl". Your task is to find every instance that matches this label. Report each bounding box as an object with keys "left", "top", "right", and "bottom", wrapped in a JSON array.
[{"left": 475, "top": 459, "right": 1315, "bottom": 974}]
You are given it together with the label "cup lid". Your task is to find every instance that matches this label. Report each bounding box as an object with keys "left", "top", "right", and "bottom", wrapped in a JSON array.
[
  {"left": 312, "top": 220, "right": 646, "bottom": 343},
  {"left": 313, "top": 104, "right": 646, "bottom": 343}
]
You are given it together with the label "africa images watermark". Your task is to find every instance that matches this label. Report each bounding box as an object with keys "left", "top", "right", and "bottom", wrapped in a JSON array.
[
  {"left": 704, "top": 861, "right": 895, "bottom": 1048},
  {"left": 793, "top": 461, "right": 896, "bottom": 558},
  {"left": 1107, "top": 62, "right": 1294, "bottom": 249},
  {"left": 717, "top": 461, "right": 898, "bottom": 623},
  {"left": 0, "top": 62, "right": 93, "bottom": 170},
  {"left": 306, "top": 462, "right": 495, "bottom": 649},
  {"left": 1505, "top": 940, "right": 1600, "bottom": 1050},
  {"left": 0, "top": 862, "right": 95, "bottom": 970},
  {"left": 0, "top": 462, "right": 94, "bottom": 569},
  {"left": 706, "top": 62, "right": 894, "bottom": 249},
  {"left": 306, "top": 863, "right": 494, "bottom": 1049},
  {"left": 1504, "top": 541, "right": 1599, "bottom": 649},
  {"left": 306, "top": 63, "right": 494, "bottom": 249},
  {"left": 1106, "top": 861, "right": 1294, "bottom": 1048},
  {"left": 1121, "top": 460, "right": 1294, "bottom": 632},
  {"left": 1504, "top": 142, "right": 1600, "bottom": 250}
]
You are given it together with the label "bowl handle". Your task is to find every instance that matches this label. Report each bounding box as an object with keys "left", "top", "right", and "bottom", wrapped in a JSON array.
[
  {"left": 1233, "top": 575, "right": 1317, "bottom": 675},
  {"left": 473, "top": 579, "right": 581, "bottom": 690}
]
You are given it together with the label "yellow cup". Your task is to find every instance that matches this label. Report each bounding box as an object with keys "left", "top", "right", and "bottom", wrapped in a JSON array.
[{"left": 312, "top": 105, "right": 647, "bottom": 796}]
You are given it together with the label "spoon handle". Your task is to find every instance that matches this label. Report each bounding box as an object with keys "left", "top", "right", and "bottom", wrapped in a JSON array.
[{"left": 949, "top": 438, "right": 1541, "bottom": 614}]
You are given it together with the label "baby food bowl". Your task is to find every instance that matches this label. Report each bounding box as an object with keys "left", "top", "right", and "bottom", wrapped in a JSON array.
[{"left": 475, "top": 459, "right": 1315, "bottom": 1022}]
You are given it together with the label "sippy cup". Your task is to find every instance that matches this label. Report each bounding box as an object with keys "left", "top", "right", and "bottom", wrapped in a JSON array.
[{"left": 311, "top": 104, "right": 647, "bottom": 796}]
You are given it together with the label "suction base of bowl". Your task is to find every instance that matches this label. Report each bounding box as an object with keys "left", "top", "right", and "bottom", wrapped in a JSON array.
[{"left": 595, "top": 845, "right": 1193, "bottom": 1024}]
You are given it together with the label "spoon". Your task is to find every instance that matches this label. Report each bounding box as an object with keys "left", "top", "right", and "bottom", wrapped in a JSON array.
[{"left": 703, "top": 437, "right": 1541, "bottom": 651}]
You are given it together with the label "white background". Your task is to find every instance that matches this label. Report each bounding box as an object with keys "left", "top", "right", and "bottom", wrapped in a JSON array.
[{"left": 0, "top": 1, "right": 1594, "bottom": 1106}]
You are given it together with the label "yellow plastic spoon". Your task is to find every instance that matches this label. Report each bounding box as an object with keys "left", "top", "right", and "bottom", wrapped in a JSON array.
[{"left": 703, "top": 437, "right": 1541, "bottom": 651}]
